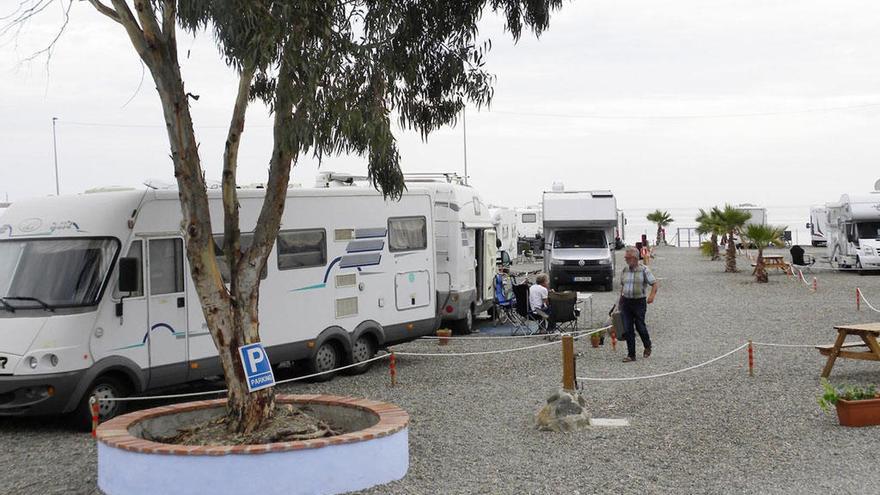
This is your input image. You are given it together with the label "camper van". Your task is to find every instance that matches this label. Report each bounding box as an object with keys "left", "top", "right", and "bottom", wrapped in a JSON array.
[
  {"left": 0, "top": 185, "right": 437, "bottom": 424},
  {"left": 542, "top": 190, "right": 618, "bottom": 291},
  {"left": 735, "top": 204, "right": 767, "bottom": 226},
  {"left": 403, "top": 174, "right": 496, "bottom": 334},
  {"left": 490, "top": 206, "right": 518, "bottom": 261},
  {"left": 515, "top": 205, "right": 543, "bottom": 255},
  {"left": 826, "top": 190, "right": 880, "bottom": 272},
  {"left": 807, "top": 206, "right": 828, "bottom": 247}
]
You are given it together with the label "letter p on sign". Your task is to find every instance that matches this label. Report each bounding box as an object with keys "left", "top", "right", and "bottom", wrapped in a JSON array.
[{"left": 238, "top": 342, "right": 275, "bottom": 393}]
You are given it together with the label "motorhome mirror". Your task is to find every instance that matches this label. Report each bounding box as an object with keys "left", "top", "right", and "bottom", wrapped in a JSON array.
[
  {"left": 499, "top": 250, "right": 511, "bottom": 267},
  {"left": 496, "top": 238, "right": 502, "bottom": 249},
  {"left": 805, "top": 222, "right": 812, "bottom": 229},
  {"left": 118, "top": 257, "right": 139, "bottom": 293}
]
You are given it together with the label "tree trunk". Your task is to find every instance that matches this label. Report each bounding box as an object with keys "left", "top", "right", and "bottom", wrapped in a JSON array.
[
  {"left": 656, "top": 225, "right": 662, "bottom": 247},
  {"left": 725, "top": 229, "right": 737, "bottom": 272},
  {"left": 710, "top": 233, "right": 719, "bottom": 260},
  {"left": 755, "top": 249, "right": 768, "bottom": 283}
]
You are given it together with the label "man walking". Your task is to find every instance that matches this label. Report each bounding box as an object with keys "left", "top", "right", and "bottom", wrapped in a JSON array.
[{"left": 619, "top": 246, "right": 659, "bottom": 362}]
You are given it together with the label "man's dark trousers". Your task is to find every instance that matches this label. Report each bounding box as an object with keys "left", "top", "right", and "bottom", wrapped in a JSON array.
[{"left": 620, "top": 296, "right": 651, "bottom": 358}]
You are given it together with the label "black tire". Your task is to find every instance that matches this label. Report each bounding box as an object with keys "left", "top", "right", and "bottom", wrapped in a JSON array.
[
  {"left": 604, "top": 281, "right": 614, "bottom": 292},
  {"left": 71, "top": 375, "right": 128, "bottom": 432},
  {"left": 308, "top": 341, "right": 341, "bottom": 381},
  {"left": 451, "top": 307, "right": 474, "bottom": 335},
  {"left": 346, "top": 335, "right": 377, "bottom": 375}
]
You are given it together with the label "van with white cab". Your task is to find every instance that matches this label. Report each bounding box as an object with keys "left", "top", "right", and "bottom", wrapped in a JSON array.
[{"left": 826, "top": 184, "right": 880, "bottom": 272}]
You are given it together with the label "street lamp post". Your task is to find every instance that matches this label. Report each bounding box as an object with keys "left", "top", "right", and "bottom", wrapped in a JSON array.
[
  {"left": 52, "top": 117, "right": 60, "bottom": 196},
  {"left": 462, "top": 107, "right": 468, "bottom": 185}
]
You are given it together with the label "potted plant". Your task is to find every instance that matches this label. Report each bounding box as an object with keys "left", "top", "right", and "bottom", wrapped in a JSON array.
[
  {"left": 590, "top": 330, "right": 604, "bottom": 348},
  {"left": 818, "top": 379, "right": 880, "bottom": 427}
]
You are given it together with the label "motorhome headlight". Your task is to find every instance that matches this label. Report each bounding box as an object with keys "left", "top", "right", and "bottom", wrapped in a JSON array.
[
  {"left": 550, "top": 258, "right": 564, "bottom": 265},
  {"left": 27, "top": 356, "right": 38, "bottom": 369},
  {"left": 598, "top": 258, "right": 611, "bottom": 265},
  {"left": 48, "top": 354, "right": 59, "bottom": 367}
]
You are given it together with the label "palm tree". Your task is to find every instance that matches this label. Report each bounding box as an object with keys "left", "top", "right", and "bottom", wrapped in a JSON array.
[
  {"left": 646, "top": 210, "right": 674, "bottom": 246},
  {"left": 743, "top": 224, "right": 786, "bottom": 283},
  {"left": 695, "top": 207, "right": 724, "bottom": 260},
  {"left": 714, "top": 205, "right": 752, "bottom": 272}
]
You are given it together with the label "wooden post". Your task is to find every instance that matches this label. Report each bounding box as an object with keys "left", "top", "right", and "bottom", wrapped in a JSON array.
[
  {"left": 747, "top": 340, "right": 754, "bottom": 377},
  {"left": 857, "top": 288, "right": 861, "bottom": 311},
  {"left": 562, "top": 334, "right": 575, "bottom": 391}
]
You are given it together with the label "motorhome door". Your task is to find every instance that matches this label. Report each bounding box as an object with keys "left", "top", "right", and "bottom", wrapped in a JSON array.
[
  {"left": 146, "top": 237, "right": 188, "bottom": 386},
  {"left": 482, "top": 229, "right": 498, "bottom": 302}
]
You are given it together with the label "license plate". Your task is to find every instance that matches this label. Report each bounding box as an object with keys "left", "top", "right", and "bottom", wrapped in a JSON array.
[{"left": 573, "top": 276, "right": 591, "bottom": 282}]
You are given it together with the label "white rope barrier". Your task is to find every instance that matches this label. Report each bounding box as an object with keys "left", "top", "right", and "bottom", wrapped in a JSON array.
[
  {"left": 576, "top": 343, "right": 749, "bottom": 382},
  {"left": 418, "top": 326, "right": 612, "bottom": 341},
  {"left": 751, "top": 342, "right": 818, "bottom": 348},
  {"left": 858, "top": 289, "right": 880, "bottom": 313},
  {"left": 392, "top": 337, "right": 566, "bottom": 357}
]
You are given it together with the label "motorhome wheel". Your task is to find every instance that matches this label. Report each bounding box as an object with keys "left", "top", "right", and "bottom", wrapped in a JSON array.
[
  {"left": 347, "top": 335, "right": 377, "bottom": 375},
  {"left": 604, "top": 280, "right": 614, "bottom": 292},
  {"left": 309, "top": 342, "right": 340, "bottom": 381},
  {"left": 452, "top": 307, "right": 474, "bottom": 335},
  {"left": 73, "top": 375, "right": 128, "bottom": 431}
]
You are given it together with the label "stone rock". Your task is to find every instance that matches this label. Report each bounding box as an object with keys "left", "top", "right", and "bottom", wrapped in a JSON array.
[{"left": 535, "top": 388, "right": 590, "bottom": 432}]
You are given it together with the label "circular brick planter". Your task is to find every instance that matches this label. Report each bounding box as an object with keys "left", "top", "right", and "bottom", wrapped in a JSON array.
[{"left": 96, "top": 394, "right": 409, "bottom": 495}]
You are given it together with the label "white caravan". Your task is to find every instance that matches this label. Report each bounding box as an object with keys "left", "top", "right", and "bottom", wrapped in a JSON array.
[
  {"left": 826, "top": 190, "right": 880, "bottom": 271},
  {"left": 542, "top": 190, "right": 617, "bottom": 291},
  {"left": 807, "top": 206, "right": 828, "bottom": 247},
  {"left": 402, "top": 174, "right": 496, "bottom": 334},
  {"left": 489, "top": 206, "right": 518, "bottom": 261},
  {"left": 515, "top": 205, "right": 543, "bottom": 254},
  {"left": 735, "top": 203, "right": 767, "bottom": 226},
  {"left": 0, "top": 186, "right": 437, "bottom": 424}
]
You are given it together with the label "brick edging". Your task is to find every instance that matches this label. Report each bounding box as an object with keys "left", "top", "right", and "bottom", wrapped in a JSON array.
[{"left": 96, "top": 394, "right": 409, "bottom": 456}]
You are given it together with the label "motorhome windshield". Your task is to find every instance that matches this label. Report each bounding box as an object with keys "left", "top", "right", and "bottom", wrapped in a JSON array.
[
  {"left": 554, "top": 230, "right": 606, "bottom": 249},
  {"left": 857, "top": 222, "right": 880, "bottom": 240},
  {"left": 0, "top": 238, "right": 118, "bottom": 310}
]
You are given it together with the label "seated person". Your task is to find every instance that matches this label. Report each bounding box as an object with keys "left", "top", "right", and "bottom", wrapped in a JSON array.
[{"left": 528, "top": 273, "right": 557, "bottom": 331}]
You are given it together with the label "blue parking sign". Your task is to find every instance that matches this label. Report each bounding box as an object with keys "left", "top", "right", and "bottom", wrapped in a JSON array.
[{"left": 238, "top": 343, "right": 275, "bottom": 393}]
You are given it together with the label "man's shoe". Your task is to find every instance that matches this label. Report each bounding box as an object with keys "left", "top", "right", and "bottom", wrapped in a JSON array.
[
  {"left": 643, "top": 348, "right": 652, "bottom": 358},
  {"left": 622, "top": 356, "right": 636, "bottom": 363}
]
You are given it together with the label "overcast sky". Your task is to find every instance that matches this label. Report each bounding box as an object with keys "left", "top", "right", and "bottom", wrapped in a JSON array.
[{"left": 2, "top": 0, "right": 879, "bottom": 214}]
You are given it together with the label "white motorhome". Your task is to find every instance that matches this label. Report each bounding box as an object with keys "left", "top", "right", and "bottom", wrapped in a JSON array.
[
  {"left": 826, "top": 190, "right": 880, "bottom": 271},
  {"left": 403, "top": 174, "right": 496, "bottom": 334},
  {"left": 735, "top": 203, "right": 767, "bottom": 226},
  {"left": 0, "top": 185, "right": 437, "bottom": 424},
  {"left": 515, "top": 205, "right": 543, "bottom": 255},
  {"left": 542, "top": 189, "right": 617, "bottom": 291},
  {"left": 807, "top": 206, "right": 828, "bottom": 247},
  {"left": 489, "top": 206, "right": 518, "bottom": 261}
]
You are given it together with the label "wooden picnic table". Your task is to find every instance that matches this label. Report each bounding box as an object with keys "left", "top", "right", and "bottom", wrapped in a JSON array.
[
  {"left": 817, "top": 322, "right": 880, "bottom": 378},
  {"left": 751, "top": 254, "right": 792, "bottom": 275}
]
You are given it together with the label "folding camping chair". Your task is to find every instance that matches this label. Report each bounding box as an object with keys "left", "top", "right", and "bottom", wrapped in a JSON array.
[
  {"left": 790, "top": 245, "right": 816, "bottom": 273},
  {"left": 512, "top": 282, "right": 547, "bottom": 335},
  {"left": 493, "top": 272, "right": 528, "bottom": 333},
  {"left": 548, "top": 291, "right": 578, "bottom": 333}
]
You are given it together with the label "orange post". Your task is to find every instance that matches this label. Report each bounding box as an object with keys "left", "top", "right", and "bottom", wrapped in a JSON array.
[
  {"left": 812, "top": 277, "right": 818, "bottom": 292},
  {"left": 90, "top": 397, "right": 99, "bottom": 438},
  {"left": 389, "top": 352, "right": 397, "bottom": 387},
  {"left": 610, "top": 327, "right": 617, "bottom": 351},
  {"left": 747, "top": 340, "right": 754, "bottom": 377},
  {"left": 857, "top": 288, "right": 861, "bottom": 311}
]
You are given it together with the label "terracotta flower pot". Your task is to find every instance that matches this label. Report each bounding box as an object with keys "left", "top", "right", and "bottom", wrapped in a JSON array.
[
  {"left": 835, "top": 396, "right": 880, "bottom": 427},
  {"left": 437, "top": 328, "right": 452, "bottom": 345},
  {"left": 590, "top": 334, "right": 601, "bottom": 348}
]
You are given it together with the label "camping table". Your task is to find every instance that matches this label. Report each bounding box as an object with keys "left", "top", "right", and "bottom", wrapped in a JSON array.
[
  {"left": 751, "top": 254, "right": 792, "bottom": 275},
  {"left": 575, "top": 292, "right": 593, "bottom": 328},
  {"left": 817, "top": 322, "right": 880, "bottom": 378}
]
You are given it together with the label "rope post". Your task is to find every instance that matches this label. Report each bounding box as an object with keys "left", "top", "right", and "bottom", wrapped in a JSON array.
[
  {"left": 610, "top": 327, "right": 617, "bottom": 351},
  {"left": 747, "top": 340, "right": 754, "bottom": 377},
  {"left": 90, "top": 396, "right": 99, "bottom": 438},
  {"left": 561, "top": 334, "right": 575, "bottom": 391},
  {"left": 857, "top": 288, "right": 861, "bottom": 311},
  {"left": 812, "top": 277, "right": 818, "bottom": 292},
  {"left": 389, "top": 352, "right": 397, "bottom": 387}
]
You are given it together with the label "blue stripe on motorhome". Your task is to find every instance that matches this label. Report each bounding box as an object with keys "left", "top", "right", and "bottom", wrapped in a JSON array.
[
  {"left": 346, "top": 239, "right": 385, "bottom": 253},
  {"left": 340, "top": 252, "right": 381, "bottom": 269},
  {"left": 354, "top": 228, "right": 387, "bottom": 239},
  {"left": 322, "top": 256, "right": 343, "bottom": 284},
  {"left": 290, "top": 283, "right": 327, "bottom": 292}
]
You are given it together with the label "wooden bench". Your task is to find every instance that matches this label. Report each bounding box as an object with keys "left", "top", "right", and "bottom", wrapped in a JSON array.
[{"left": 816, "top": 342, "right": 869, "bottom": 354}]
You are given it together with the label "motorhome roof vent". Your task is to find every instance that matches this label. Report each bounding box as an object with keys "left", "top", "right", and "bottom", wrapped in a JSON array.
[
  {"left": 552, "top": 182, "right": 564, "bottom": 192},
  {"left": 84, "top": 186, "right": 137, "bottom": 194}
]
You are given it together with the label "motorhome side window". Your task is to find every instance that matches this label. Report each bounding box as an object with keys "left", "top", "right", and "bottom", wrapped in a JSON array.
[
  {"left": 113, "top": 240, "right": 143, "bottom": 298},
  {"left": 388, "top": 216, "right": 427, "bottom": 251},
  {"left": 149, "top": 238, "right": 184, "bottom": 295},
  {"left": 522, "top": 213, "right": 537, "bottom": 223},
  {"left": 213, "top": 233, "right": 268, "bottom": 280},
  {"left": 277, "top": 229, "right": 327, "bottom": 270}
]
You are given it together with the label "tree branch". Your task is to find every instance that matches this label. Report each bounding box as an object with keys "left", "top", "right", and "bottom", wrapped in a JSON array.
[
  {"left": 132, "top": 0, "right": 162, "bottom": 47},
  {"left": 223, "top": 64, "right": 255, "bottom": 301},
  {"left": 108, "top": 0, "right": 149, "bottom": 56},
  {"left": 161, "top": 0, "right": 176, "bottom": 46},
  {"left": 87, "top": 0, "right": 121, "bottom": 24}
]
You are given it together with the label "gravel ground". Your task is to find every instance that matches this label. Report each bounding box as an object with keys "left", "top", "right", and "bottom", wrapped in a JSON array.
[{"left": 3, "top": 246, "right": 880, "bottom": 494}]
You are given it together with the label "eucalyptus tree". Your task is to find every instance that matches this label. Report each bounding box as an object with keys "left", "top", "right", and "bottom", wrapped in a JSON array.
[
  {"left": 10, "top": 0, "right": 563, "bottom": 434},
  {"left": 743, "top": 224, "right": 786, "bottom": 283},
  {"left": 646, "top": 209, "right": 673, "bottom": 246},
  {"left": 715, "top": 205, "right": 752, "bottom": 273}
]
